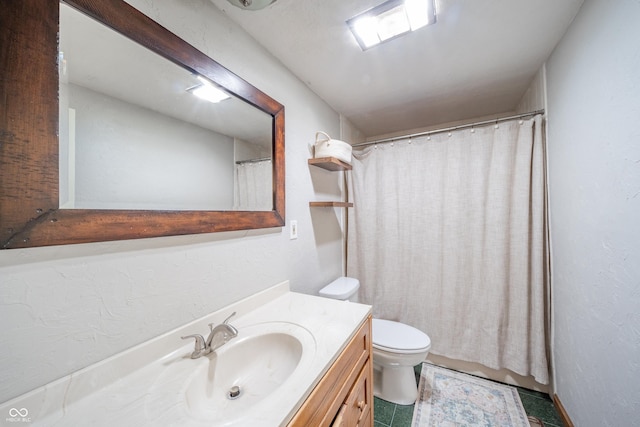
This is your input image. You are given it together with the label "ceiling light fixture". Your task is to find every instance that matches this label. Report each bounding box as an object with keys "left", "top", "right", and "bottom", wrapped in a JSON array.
[
  {"left": 225, "top": 0, "right": 276, "bottom": 11},
  {"left": 187, "top": 76, "right": 230, "bottom": 103},
  {"left": 347, "top": 0, "right": 436, "bottom": 50}
]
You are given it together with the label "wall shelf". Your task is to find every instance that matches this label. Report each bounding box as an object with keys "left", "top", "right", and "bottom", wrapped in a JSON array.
[
  {"left": 308, "top": 156, "right": 353, "bottom": 208},
  {"left": 308, "top": 157, "right": 352, "bottom": 172},
  {"left": 309, "top": 202, "right": 354, "bottom": 208}
]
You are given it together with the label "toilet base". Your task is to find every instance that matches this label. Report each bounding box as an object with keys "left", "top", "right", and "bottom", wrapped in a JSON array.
[{"left": 373, "top": 362, "right": 420, "bottom": 405}]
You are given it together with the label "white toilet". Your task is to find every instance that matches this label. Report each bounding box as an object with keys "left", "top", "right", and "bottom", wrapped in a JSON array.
[{"left": 319, "top": 277, "right": 431, "bottom": 405}]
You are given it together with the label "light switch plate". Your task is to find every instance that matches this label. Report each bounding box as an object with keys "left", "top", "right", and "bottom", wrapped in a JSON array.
[{"left": 290, "top": 220, "right": 298, "bottom": 240}]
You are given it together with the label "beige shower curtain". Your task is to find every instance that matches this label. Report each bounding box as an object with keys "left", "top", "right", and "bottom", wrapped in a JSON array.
[
  {"left": 234, "top": 160, "right": 272, "bottom": 211},
  {"left": 347, "top": 115, "right": 549, "bottom": 384}
]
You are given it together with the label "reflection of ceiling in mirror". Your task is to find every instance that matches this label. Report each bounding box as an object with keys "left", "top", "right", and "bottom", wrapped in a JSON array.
[{"left": 59, "top": 3, "right": 272, "bottom": 149}]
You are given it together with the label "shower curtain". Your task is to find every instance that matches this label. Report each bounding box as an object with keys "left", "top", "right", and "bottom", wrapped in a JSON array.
[
  {"left": 347, "top": 115, "right": 549, "bottom": 384},
  {"left": 234, "top": 159, "right": 272, "bottom": 210}
]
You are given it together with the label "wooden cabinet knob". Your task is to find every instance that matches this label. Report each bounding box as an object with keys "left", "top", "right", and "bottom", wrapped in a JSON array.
[{"left": 357, "top": 400, "right": 366, "bottom": 410}]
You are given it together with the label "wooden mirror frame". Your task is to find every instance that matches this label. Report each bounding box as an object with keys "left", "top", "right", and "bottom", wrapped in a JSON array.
[{"left": 0, "top": 0, "right": 285, "bottom": 249}]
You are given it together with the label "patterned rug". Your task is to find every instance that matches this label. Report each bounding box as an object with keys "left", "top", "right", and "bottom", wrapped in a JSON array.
[{"left": 412, "top": 363, "right": 531, "bottom": 427}]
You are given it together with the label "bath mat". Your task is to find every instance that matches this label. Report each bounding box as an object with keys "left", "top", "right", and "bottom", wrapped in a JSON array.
[
  {"left": 528, "top": 416, "right": 544, "bottom": 426},
  {"left": 412, "top": 363, "right": 530, "bottom": 427}
]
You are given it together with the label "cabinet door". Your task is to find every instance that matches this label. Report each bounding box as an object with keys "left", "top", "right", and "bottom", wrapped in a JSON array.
[
  {"left": 347, "top": 360, "right": 372, "bottom": 426},
  {"left": 332, "top": 404, "right": 349, "bottom": 427},
  {"left": 331, "top": 360, "right": 372, "bottom": 427}
]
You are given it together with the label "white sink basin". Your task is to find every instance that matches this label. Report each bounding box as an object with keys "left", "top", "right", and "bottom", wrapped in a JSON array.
[{"left": 147, "top": 321, "right": 316, "bottom": 425}]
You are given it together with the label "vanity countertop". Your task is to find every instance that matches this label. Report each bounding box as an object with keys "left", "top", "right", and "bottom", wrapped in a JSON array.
[{"left": 0, "top": 281, "right": 371, "bottom": 426}]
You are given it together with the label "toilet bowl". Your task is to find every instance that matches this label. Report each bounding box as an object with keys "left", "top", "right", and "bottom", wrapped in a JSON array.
[
  {"left": 319, "top": 277, "right": 431, "bottom": 405},
  {"left": 371, "top": 318, "right": 431, "bottom": 405}
]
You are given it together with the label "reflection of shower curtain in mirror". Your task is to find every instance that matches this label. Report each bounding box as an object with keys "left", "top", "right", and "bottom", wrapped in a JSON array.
[
  {"left": 234, "top": 160, "right": 272, "bottom": 210},
  {"left": 348, "top": 115, "right": 549, "bottom": 384}
]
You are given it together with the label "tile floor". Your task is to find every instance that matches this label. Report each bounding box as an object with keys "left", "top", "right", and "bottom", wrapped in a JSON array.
[{"left": 373, "top": 364, "right": 563, "bottom": 427}]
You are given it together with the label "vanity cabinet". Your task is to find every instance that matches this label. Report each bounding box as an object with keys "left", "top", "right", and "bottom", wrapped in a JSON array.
[{"left": 288, "top": 315, "right": 373, "bottom": 427}]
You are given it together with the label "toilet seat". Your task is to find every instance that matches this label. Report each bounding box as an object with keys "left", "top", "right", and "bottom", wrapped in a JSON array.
[{"left": 372, "top": 319, "right": 431, "bottom": 354}]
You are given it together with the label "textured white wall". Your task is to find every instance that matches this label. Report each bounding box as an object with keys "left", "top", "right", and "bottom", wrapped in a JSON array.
[
  {"left": 0, "top": 0, "right": 344, "bottom": 403},
  {"left": 546, "top": 0, "right": 640, "bottom": 424}
]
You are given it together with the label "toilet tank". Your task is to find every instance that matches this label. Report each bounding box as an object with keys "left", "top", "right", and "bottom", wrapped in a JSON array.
[{"left": 319, "top": 277, "right": 360, "bottom": 302}]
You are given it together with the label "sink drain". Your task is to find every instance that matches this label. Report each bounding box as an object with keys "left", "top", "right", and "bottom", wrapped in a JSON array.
[{"left": 227, "top": 385, "right": 242, "bottom": 400}]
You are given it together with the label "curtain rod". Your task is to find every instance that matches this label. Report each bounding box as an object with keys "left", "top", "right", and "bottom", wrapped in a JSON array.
[
  {"left": 235, "top": 157, "right": 271, "bottom": 165},
  {"left": 352, "top": 109, "right": 545, "bottom": 148}
]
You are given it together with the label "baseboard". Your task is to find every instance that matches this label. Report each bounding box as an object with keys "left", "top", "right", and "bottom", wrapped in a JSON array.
[{"left": 552, "top": 394, "right": 574, "bottom": 427}]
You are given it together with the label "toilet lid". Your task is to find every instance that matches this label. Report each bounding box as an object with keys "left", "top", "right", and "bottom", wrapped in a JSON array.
[
  {"left": 319, "top": 277, "right": 360, "bottom": 299},
  {"left": 372, "top": 319, "right": 431, "bottom": 352}
]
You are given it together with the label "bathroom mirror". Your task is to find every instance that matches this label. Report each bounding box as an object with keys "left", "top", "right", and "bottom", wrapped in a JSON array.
[
  {"left": 0, "top": 0, "right": 285, "bottom": 249},
  {"left": 59, "top": 4, "right": 274, "bottom": 212}
]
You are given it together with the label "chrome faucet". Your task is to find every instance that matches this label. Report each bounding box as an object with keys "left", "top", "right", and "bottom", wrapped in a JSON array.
[
  {"left": 206, "top": 312, "right": 238, "bottom": 352},
  {"left": 181, "top": 312, "right": 238, "bottom": 359}
]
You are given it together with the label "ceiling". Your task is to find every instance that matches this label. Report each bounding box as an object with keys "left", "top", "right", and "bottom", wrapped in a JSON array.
[{"left": 209, "top": 0, "right": 584, "bottom": 137}]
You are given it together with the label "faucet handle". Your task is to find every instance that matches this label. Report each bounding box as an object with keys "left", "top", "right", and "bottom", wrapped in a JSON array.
[
  {"left": 208, "top": 311, "right": 237, "bottom": 331},
  {"left": 223, "top": 312, "right": 238, "bottom": 336},
  {"left": 181, "top": 334, "right": 206, "bottom": 359},
  {"left": 223, "top": 312, "right": 236, "bottom": 324}
]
